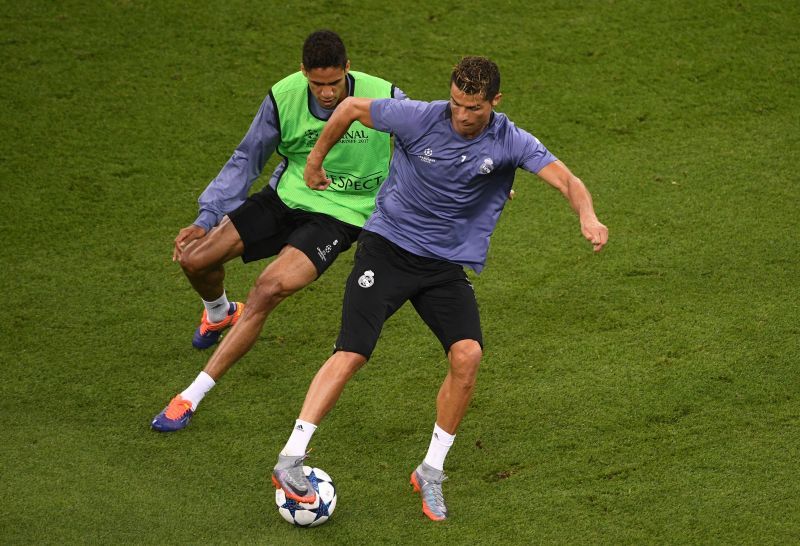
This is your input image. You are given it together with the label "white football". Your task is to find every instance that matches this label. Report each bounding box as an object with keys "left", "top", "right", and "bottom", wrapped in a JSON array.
[{"left": 275, "top": 466, "right": 337, "bottom": 527}]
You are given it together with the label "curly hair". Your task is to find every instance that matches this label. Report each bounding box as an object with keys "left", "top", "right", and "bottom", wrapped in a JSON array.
[
  {"left": 302, "top": 30, "right": 348, "bottom": 70},
  {"left": 451, "top": 56, "right": 501, "bottom": 101}
]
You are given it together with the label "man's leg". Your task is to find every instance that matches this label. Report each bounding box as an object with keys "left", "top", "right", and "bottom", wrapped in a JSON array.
[
  {"left": 179, "top": 217, "right": 248, "bottom": 348},
  {"left": 202, "top": 245, "right": 318, "bottom": 380},
  {"left": 179, "top": 217, "right": 244, "bottom": 302},
  {"left": 152, "top": 245, "right": 318, "bottom": 432},
  {"left": 272, "top": 232, "right": 410, "bottom": 501},
  {"left": 272, "top": 350, "right": 367, "bottom": 503},
  {"left": 408, "top": 269, "right": 484, "bottom": 521},
  {"left": 411, "top": 339, "right": 482, "bottom": 521},
  {"left": 435, "top": 339, "right": 483, "bottom": 435},
  {"left": 297, "top": 350, "right": 368, "bottom": 425},
  {"left": 272, "top": 231, "right": 415, "bottom": 502},
  {"left": 149, "top": 218, "right": 248, "bottom": 432}
]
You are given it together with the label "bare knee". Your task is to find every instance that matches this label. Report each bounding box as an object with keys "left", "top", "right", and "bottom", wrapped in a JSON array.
[
  {"left": 448, "top": 340, "right": 482, "bottom": 387},
  {"left": 314, "top": 351, "right": 367, "bottom": 387},
  {"left": 248, "top": 275, "right": 296, "bottom": 312},
  {"left": 179, "top": 247, "right": 217, "bottom": 277},
  {"left": 330, "top": 351, "right": 368, "bottom": 378},
  {"left": 179, "top": 220, "right": 242, "bottom": 276},
  {"left": 449, "top": 339, "right": 483, "bottom": 367}
]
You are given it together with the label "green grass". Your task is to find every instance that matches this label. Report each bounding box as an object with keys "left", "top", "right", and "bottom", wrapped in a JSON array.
[{"left": 1, "top": 0, "right": 798, "bottom": 543}]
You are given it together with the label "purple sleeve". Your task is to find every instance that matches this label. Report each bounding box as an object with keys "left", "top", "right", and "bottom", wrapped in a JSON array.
[
  {"left": 369, "top": 98, "right": 430, "bottom": 142},
  {"left": 515, "top": 126, "right": 557, "bottom": 174},
  {"left": 194, "top": 95, "right": 280, "bottom": 230}
]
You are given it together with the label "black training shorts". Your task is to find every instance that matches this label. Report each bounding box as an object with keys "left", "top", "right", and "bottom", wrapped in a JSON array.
[
  {"left": 335, "top": 231, "right": 483, "bottom": 359},
  {"left": 228, "top": 186, "right": 361, "bottom": 275}
]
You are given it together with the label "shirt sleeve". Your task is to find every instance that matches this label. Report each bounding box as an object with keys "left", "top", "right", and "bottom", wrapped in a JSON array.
[
  {"left": 369, "top": 98, "right": 431, "bottom": 143},
  {"left": 193, "top": 94, "right": 281, "bottom": 231},
  {"left": 514, "top": 126, "right": 557, "bottom": 174}
]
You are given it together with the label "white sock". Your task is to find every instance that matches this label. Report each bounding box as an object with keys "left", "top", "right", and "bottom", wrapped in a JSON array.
[
  {"left": 423, "top": 423, "right": 455, "bottom": 471},
  {"left": 203, "top": 291, "right": 230, "bottom": 323},
  {"left": 281, "top": 419, "right": 317, "bottom": 457},
  {"left": 179, "top": 371, "right": 216, "bottom": 410}
]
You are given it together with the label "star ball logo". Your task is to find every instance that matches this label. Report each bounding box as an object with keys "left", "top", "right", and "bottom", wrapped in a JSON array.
[
  {"left": 418, "top": 147, "right": 436, "bottom": 164},
  {"left": 316, "top": 239, "right": 339, "bottom": 263},
  {"left": 303, "top": 129, "right": 320, "bottom": 147}
]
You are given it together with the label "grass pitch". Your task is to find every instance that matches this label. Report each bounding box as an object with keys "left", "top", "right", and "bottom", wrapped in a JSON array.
[{"left": 1, "top": 1, "right": 798, "bottom": 544}]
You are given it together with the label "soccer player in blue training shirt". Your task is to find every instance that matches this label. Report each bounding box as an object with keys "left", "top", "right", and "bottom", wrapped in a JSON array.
[
  {"left": 271, "top": 56, "right": 608, "bottom": 520},
  {"left": 150, "top": 31, "right": 406, "bottom": 432}
]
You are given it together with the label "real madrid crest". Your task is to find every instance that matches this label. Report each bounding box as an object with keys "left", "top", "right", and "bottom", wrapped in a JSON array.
[
  {"left": 357, "top": 270, "right": 375, "bottom": 288},
  {"left": 479, "top": 157, "right": 495, "bottom": 174}
]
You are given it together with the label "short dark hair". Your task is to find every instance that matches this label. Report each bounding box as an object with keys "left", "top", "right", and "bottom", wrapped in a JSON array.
[
  {"left": 451, "top": 56, "right": 501, "bottom": 101},
  {"left": 302, "top": 30, "right": 348, "bottom": 70}
]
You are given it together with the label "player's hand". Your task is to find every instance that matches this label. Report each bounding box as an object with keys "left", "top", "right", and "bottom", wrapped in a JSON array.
[
  {"left": 173, "top": 224, "right": 207, "bottom": 262},
  {"left": 304, "top": 161, "right": 332, "bottom": 191},
  {"left": 580, "top": 217, "right": 608, "bottom": 253}
]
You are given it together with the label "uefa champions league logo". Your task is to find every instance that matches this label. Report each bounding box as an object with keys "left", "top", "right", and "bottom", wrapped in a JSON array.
[
  {"left": 303, "top": 129, "right": 321, "bottom": 147},
  {"left": 316, "top": 239, "right": 339, "bottom": 263},
  {"left": 357, "top": 270, "right": 375, "bottom": 288},
  {"left": 417, "top": 148, "right": 436, "bottom": 164}
]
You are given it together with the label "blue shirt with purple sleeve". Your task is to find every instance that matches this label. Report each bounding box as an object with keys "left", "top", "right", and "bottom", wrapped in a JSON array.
[
  {"left": 193, "top": 76, "right": 407, "bottom": 232},
  {"left": 364, "top": 99, "right": 557, "bottom": 273}
]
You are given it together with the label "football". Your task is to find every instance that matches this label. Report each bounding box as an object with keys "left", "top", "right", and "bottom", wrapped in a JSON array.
[{"left": 275, "top": 466, "right": 337, "bottom": 527}]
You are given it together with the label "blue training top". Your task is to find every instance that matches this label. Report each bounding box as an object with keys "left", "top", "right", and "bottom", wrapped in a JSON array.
[{"left": 364, "top": 98, "right": 557, "bottom": 273}]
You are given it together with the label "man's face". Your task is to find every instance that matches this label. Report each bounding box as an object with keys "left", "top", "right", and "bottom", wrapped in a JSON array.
[
  {"left": 449, "top": 82, "right": 501, "bottom": 139},
  {"left": 302, "top": 62, "right": 350, "bottom": 110}
]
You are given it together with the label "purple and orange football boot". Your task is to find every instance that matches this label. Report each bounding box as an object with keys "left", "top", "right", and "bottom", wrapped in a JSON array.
[
  {"left": 151, "top": 395, "right": 194, "bottom": 432},
  {"left": 192, "top": 302, "right": 244, "bottom": 349}
]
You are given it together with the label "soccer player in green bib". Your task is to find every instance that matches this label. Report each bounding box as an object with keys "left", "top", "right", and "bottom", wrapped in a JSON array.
[{"left": 152, "top": 30, "right": 406, "bottom": 432}]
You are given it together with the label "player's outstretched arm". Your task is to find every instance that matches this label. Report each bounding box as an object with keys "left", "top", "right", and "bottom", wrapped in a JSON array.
[
  {"left": 304, "top": 97, "right": 375, "bottom": 190},
  {"left": 537, "top": 160, "right": 608, "bottom": 253}
]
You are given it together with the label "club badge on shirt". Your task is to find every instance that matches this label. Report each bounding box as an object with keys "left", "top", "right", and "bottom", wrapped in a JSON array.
[{"left": 479, "top": 157, "right": 495, "bottom": 174}]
